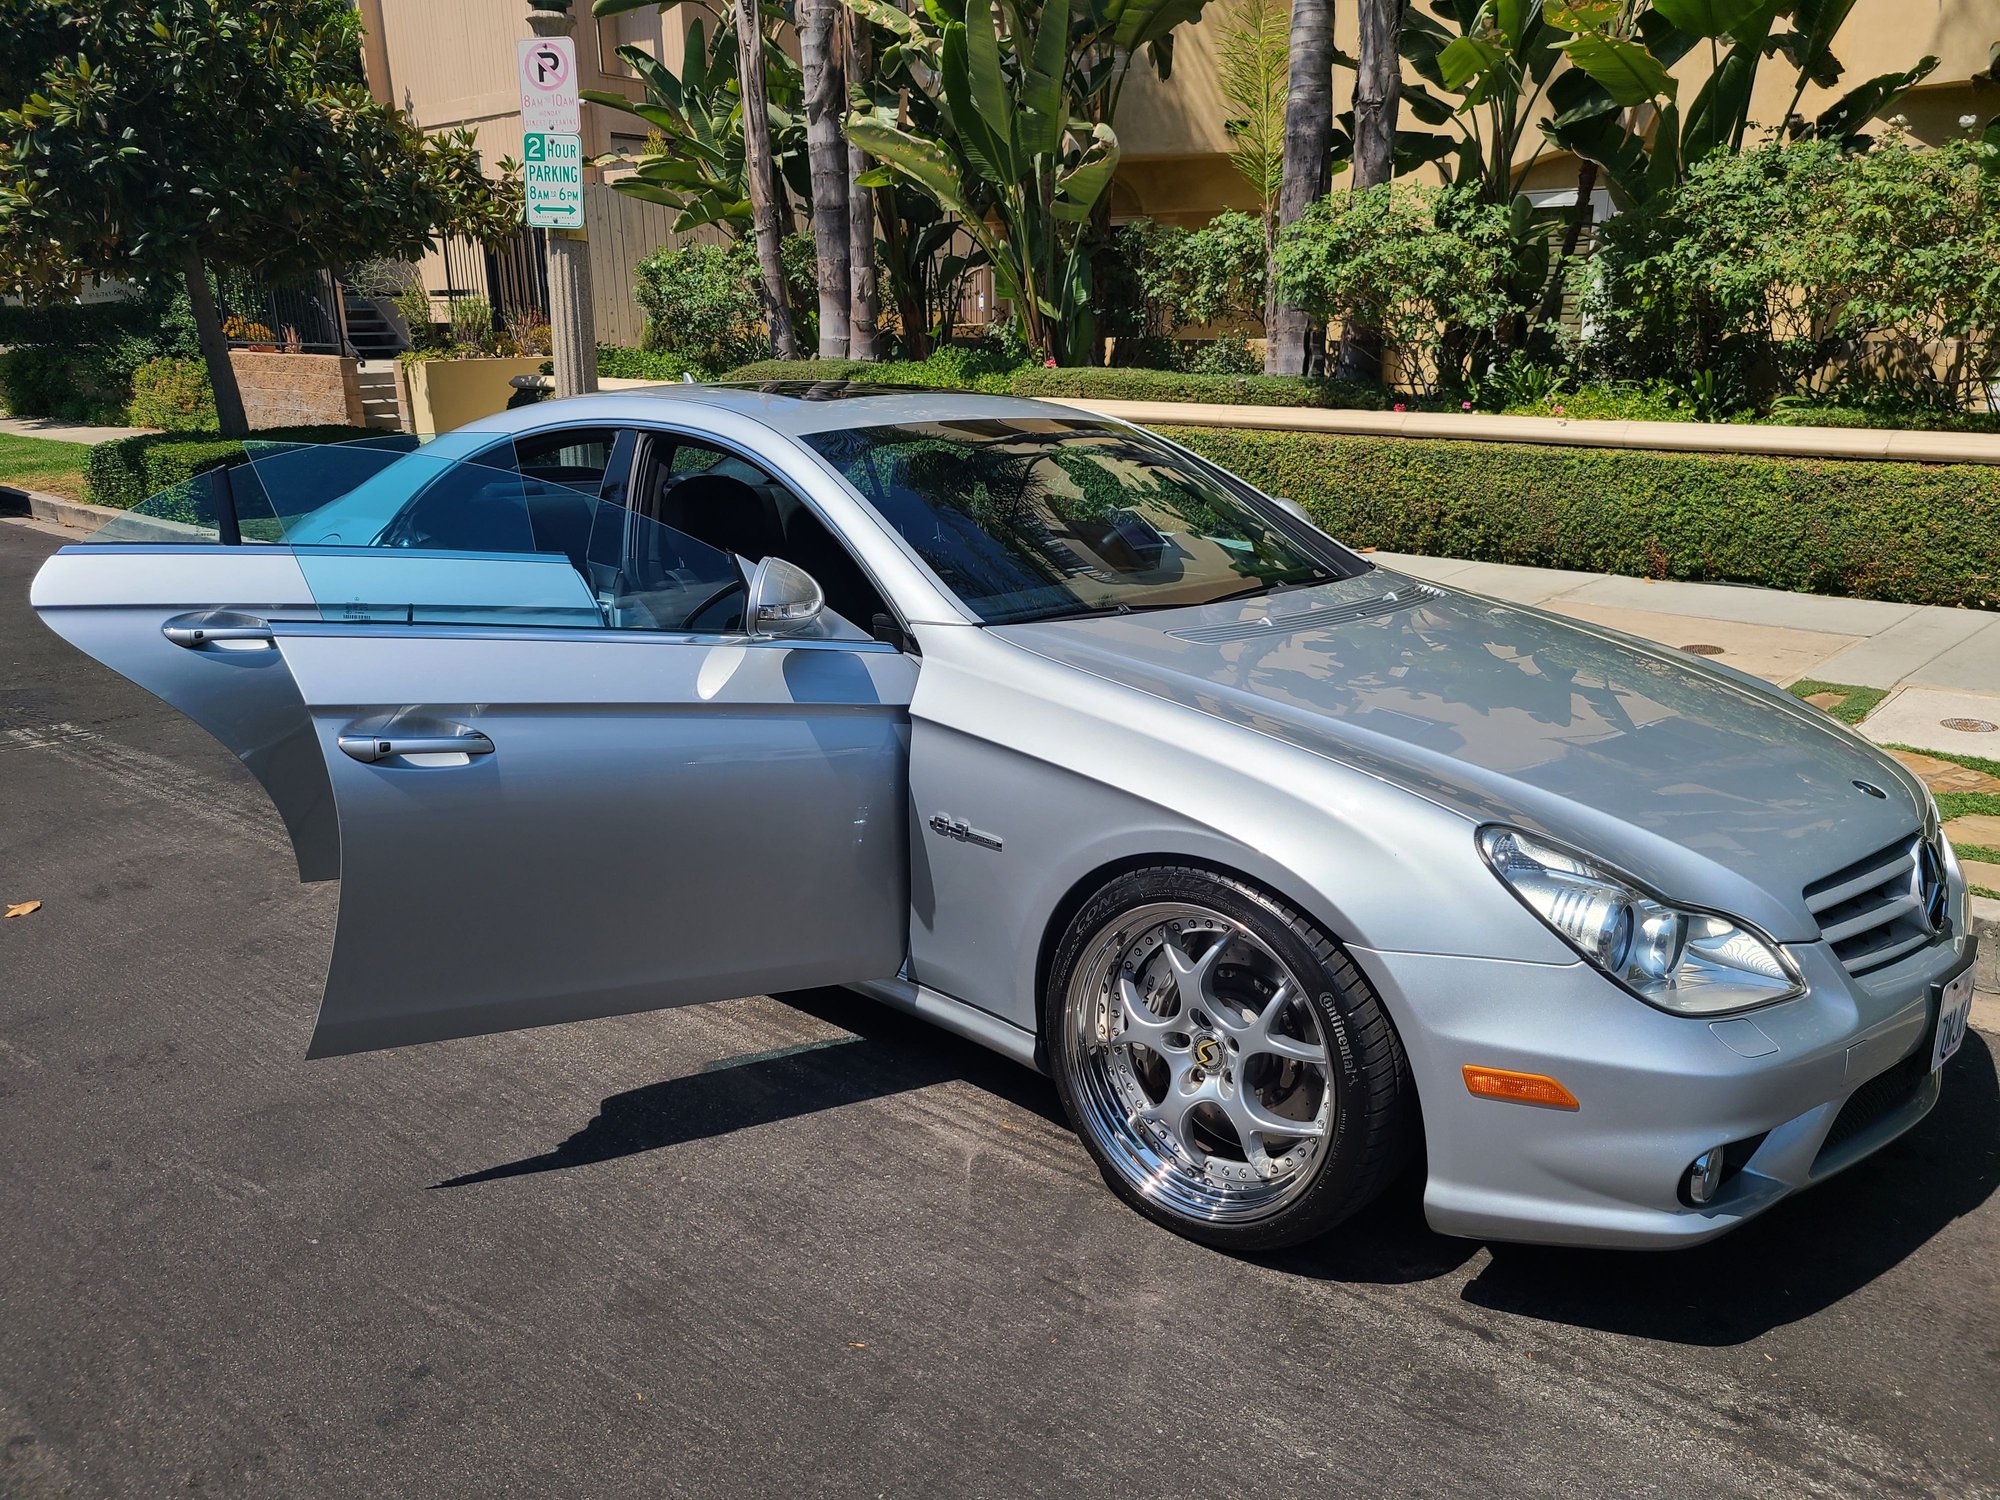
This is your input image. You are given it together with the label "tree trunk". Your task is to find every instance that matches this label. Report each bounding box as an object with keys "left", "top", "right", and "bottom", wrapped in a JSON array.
[
  {"left": 181, "top": 247, "right": 248, "bottom": 438},
  {"left": 1265, "top": 0, "right": 1332, "bottom": 376},
  {"left": 736, "top": 0, "right": 799, "bottom": 358},
  {"left": 845, "top": 11, "right": 881, "bottom": 360},
  {"left": 802, "top": 0, "right": 851, "bottom": 358},
  {"left": 1337, "top": 0, "right": 1404, "bottom": 383}
]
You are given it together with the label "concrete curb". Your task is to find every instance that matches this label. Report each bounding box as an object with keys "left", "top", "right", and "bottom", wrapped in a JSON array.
[
  {"left": 1062, "top": 399, "right": 2000, "bottom": 466},
  {"left": 1, "top": 487, "right": 123, "bottom": 534},
  {"left": 1972, "top": 895, "right": 2000, "bottom": 1031}
]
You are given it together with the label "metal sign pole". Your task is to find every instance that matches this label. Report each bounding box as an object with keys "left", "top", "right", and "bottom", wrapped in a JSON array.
[{"left": 522, "top": 6, "right": 596, "bottom": 397}]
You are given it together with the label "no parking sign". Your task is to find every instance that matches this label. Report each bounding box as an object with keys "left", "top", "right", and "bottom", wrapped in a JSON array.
[{"left": 517, "top": 36, "right": 581, "bottom": 135}]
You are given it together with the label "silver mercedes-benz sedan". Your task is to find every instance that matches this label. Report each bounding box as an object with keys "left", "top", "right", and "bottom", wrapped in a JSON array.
[{"left": 32, "top": 383, "right": 1977, "bottom": 1251}]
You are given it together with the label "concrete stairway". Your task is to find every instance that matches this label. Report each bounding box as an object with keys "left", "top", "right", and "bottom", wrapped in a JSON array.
[
  {"left": 354, "top": 365, "right": 403, "bottom": 432},
  {"left": 341, "top": 294, "right": 406, "bottom": 363}
]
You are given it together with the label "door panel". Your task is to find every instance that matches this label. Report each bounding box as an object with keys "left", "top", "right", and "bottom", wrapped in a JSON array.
[
  {"left": 30, "top": 546, "right": 340, "bottom": 882},
  {"left": 32, "top": 431, "right": 917, "bottom": 1058},
  {"left": 279, "top": 628, "right": 915, "bottom": 1056}
]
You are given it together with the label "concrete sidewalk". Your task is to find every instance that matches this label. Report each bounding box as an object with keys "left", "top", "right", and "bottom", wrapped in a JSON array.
[{"left": 0, "top": 414, "right": 159, "bottom": 444}]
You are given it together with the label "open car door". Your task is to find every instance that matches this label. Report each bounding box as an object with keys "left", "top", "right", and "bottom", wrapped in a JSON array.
[{"left": 31, "top": 435, "right": 913, "bottom": 1056}]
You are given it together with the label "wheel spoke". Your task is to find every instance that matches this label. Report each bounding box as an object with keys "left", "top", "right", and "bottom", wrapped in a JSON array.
[
  {"left": 1224, "top": 1080, "right": 1327, "bottom": 1142},
  {"left": 1115, "top": 975, "right": 1186, "bottom": 1056},
  {"left": 1245, "top": 985, "right": 1326, "bottom": 1065},
  {"left": 1163, "top": 927, "right": 1232, "bottom": 1019},
  {"left": 1140, "top": 1081, "right": 1209, "bottom": 1161}
]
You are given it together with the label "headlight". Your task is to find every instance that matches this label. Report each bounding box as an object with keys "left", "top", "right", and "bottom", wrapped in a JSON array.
[{"left": 1479, "top": 827, "right": 1803, "bottom": 1015}]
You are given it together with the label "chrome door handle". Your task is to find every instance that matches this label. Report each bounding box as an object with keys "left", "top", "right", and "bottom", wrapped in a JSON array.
[
  {"left": 337, "top": 732, "right": 495, "bottom": 763},
  {"left": 162, "top": 610, "right": 274, "bottom": 649}
]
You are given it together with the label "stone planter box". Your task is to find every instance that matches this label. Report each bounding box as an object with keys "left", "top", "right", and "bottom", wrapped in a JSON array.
[
  {"left": 226, "top": 350, "right": 363, "bottom": 429},
  {"left": 398, "top": 356, "right": 546, "bottom": 437}
]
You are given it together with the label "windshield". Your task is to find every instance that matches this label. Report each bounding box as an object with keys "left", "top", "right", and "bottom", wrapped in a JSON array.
[{"left": 803, "top": 418, "right": 1358, "bottom": 624}]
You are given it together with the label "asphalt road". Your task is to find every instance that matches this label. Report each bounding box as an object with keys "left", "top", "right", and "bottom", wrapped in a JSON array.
[{"left": 2, "top": 517, "right": 1997, "bottom": 1499}]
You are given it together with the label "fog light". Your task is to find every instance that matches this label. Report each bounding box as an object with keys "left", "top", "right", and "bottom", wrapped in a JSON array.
[{"left": 1685, "top": 1148, "right": 1725, "bottom": 1206}]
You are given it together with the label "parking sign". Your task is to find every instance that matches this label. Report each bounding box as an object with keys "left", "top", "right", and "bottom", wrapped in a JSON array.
[
  {"left": 517, "top": 36, "right": 581, "bottom": 135},
  {"left": 522, "top": 131, "right": 584, "bottom": 228}
]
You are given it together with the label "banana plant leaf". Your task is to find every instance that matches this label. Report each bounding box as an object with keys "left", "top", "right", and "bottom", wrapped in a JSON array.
[{"left": 1557, "top": 34, "right": 1676, "bottom": 106}]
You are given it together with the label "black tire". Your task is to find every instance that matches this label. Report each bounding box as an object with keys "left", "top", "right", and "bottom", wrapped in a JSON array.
[{"left": 1045, "top": 864, "right": 1415, "bottom": 1251}]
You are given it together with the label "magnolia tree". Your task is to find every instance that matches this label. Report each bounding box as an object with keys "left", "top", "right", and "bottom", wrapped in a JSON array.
[{"left": 0, "top": 0, "right": 519, "bottom": 437}]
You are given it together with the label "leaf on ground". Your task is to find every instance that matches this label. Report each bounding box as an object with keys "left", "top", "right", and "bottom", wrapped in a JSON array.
[{"left": 5, "top": 900, "right": 41, "bottom": 918}]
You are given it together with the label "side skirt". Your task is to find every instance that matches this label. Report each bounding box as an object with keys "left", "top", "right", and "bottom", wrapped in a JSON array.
[{"left": 847, "top": 977, "right": 1044, "bottom": 1073}]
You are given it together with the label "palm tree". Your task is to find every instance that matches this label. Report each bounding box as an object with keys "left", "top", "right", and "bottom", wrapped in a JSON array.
[
  {"left": 1338, "top": 0, "right": 1404, "bottom": 381},
  {"left": 735, "top": 0, "right": 799, "bottom": 357},
  {"left": 801, "top": 0, "right": 851, "bottom": 357},
  {"left": 1264, "top": 0, "right": 1331, "bottom": 376},
  {"left": 844, "top": 7, "right": 880, "bottom": 359}
]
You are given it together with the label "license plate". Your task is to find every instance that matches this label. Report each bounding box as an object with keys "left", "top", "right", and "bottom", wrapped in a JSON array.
[{"left": 1932, "top": 969, "right": 1973, "bottom": 1073}]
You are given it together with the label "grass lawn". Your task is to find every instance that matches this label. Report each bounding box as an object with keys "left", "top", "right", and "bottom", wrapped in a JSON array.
[{"left": 0, "top": 432, "right": 92, "bottom": 501}]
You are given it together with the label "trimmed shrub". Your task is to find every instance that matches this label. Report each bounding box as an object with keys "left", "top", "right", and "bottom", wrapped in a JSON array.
[
  {"left": 1008, "top": 366, "right": 1390, "bottom": 408},
  {"left": 631, "top": 242, "right": 766, "bottom": 373},
  {"left": 87, "top": 425, "right": 374, "bottom": 510},
  {"left": 722, "top": 355, "right": 1018, "bottom": 394},
  {"left": 1164, "top": 427, "right": 2000, "bottom": 611},
  {"left": 124, "top": 358, "right": 218, "bottom": 430},
  {"left": 0, "top": 344, "right": 132, "bottom": 423},
  {"left": 718, "top": 357, "right": 1391, "bottom": 408},
  {"left": 596, "top": 345, "right": 702, "bottom": 382}
]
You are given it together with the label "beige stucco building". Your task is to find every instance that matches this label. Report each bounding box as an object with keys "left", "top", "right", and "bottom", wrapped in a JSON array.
[{"left": 356, "top": 0, "right": 1996, "bottom": 329}]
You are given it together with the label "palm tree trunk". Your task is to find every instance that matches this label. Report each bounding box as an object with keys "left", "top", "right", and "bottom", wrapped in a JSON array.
[
  {"left": 181, "top": 246, "right": 248, "bottom": 439},
  {"left": 1265, "top": 0, "right": 1331, "bottom": 376},
  {"left": 844, "top": 10, "right": 882, "bottom": 359},
  {"left": 1337, "top": 0, "right": 1404, "bottom": 383},
  {"left": 736, "top": 0, "right": 799, "bottom": 358},
  {"left": 802, "top": 0, "right": 851, "bottom": 358}
]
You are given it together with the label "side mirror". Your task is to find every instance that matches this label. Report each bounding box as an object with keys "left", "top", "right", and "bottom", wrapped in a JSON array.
[
  {"left": 745, "top": 555, "right": 824, "bottom": 637},
  {"left": 1269, "top": 494, "right": 1312, "bottom": 525}
]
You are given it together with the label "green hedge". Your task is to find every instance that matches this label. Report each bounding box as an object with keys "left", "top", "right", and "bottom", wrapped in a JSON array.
[
  {"left": 718, "top": 357, "right": 1392, "bottom": 408},
  {"left": 596, "top": 345, "right": 702, "bottom": 381},
  {"left": 1007, "top": 366, "right": 1390, "bottom": 408},
  {"left": 1164, "top": 427, "right": 2000, "bottom": 611},
  {"left": 87, "top": 426, "right": 375, "bottom": 510},
  {"left": 722, "top": 354, "right": 1016, "bottom": 393}
]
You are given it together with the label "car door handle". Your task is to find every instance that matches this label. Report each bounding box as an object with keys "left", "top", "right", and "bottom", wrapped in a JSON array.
[
  {"left": 162, "top": 610, "right": 275, "bottom": 650},
  {"left": 337, "top": 732, "right": 495, "bottom": 764}
]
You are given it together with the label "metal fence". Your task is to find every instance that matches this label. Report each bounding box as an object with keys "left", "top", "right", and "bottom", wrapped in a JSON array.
[
  {"left": 218, "top": 269, "right": 347, "bottom": 353},
  {"left": 438, "top": 227, "right": 552, "bottom": 333}
]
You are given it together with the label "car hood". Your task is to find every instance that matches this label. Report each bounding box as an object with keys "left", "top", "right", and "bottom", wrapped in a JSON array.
[{"left": 995, "top": 572, "right": 1926, "bottom": 941}]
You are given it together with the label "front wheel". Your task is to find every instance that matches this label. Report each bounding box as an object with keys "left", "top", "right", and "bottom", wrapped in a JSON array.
[{"left": 1046, "top": 866, "right": 1415, "bottom": 1251}]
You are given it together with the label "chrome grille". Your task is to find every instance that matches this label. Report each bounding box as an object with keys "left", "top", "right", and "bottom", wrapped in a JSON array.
[{"left": 1803, "top": 832, "right": 1939, "bottom": 976}]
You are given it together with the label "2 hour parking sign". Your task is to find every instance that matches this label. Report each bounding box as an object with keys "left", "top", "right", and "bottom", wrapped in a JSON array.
[{"left": 522, "top": 131, "right": 584, "bottom": 228}]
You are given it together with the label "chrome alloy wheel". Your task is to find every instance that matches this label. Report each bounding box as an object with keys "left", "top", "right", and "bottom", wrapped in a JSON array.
[{"left": 1060, "top": 901, "right": 1335, "bottom": 1224}]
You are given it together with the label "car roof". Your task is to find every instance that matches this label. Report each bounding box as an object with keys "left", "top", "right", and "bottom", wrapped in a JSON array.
[{"left": 576, "top": 380, "right": 1092, "bottom": 437}]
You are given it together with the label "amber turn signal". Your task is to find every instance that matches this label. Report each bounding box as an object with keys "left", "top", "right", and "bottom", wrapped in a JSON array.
[{"left": 1462, "top": 1065, "right": 1580, "bottom": 1110}]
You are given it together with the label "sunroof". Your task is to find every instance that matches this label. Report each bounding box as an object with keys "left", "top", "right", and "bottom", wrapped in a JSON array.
[{"left": 712, "top": 380, "right": 959, "bottom": 401}]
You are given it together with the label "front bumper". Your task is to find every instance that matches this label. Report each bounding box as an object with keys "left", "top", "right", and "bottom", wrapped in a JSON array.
[{"left": 1352, "top": 924, "right": 1977, "bottom": 1249}]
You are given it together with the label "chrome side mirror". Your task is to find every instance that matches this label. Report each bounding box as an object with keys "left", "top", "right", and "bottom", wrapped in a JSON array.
[
  {"left": 745, "top": 555, "right": 824, "bottom": 637},
  {"left": 1269, "top": 494, "right": 1312, "bottom": 525}
]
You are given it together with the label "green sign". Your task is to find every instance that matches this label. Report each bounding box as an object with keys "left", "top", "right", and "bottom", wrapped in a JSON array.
[{"left": 522, "top": 131, "right": 583, "bottom": 229}]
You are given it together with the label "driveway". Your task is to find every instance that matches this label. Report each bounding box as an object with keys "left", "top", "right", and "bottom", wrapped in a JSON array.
[{"left": 2, "top": 520, "right": 1996, "bottom": 1498}]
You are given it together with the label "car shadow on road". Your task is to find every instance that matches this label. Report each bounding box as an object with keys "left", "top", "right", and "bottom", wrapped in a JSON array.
[
  {"left": 1448, "top": 1031, "right": 2000, "bottom": 1345},
  {"left": 435, "top": 986, "right": 1998, "bottom": 1347},
  {"left": 431, "top": 986, "right": 1063, "bottom": 1190}
]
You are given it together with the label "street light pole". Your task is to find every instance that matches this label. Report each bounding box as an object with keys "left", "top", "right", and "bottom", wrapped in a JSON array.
[{"left": 527, "top": 0, "right": 596, "bottom": 397}]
